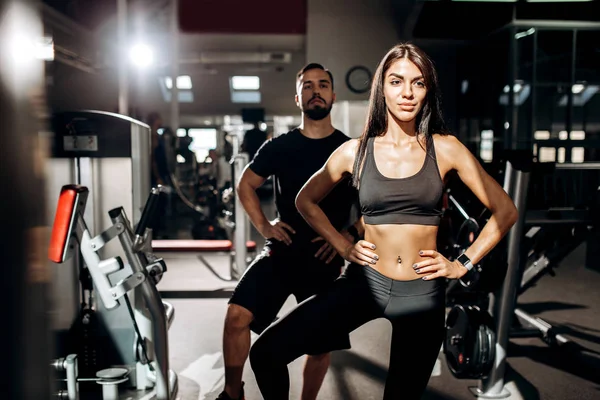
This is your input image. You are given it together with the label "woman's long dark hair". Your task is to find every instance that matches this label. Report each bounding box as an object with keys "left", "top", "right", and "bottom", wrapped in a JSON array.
[{"left": 352, "top": 43, "right": 448, "bottom": 188}]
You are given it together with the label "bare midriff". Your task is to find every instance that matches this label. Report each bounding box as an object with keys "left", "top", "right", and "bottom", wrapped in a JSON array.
[{"left": 363, "top": 223, "right": 439, "bottom": 281}]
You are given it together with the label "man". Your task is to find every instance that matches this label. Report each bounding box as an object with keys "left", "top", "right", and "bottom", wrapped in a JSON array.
[
  {"left": 148, "top": 112, "right": 169, "bottom": 188},
  {"left": 147, "top": 112, "right": 170, "bottom": 238},
  {"left": 241, "top": 121, "right": 268, "bottom": 162},
  {"left": 217, "top": 63, "right": 362, "bottom": 400}
]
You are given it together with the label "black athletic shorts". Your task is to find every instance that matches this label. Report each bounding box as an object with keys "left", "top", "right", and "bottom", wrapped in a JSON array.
[{"left": 229, "top": 239, "right": 351, "bottom": 350}]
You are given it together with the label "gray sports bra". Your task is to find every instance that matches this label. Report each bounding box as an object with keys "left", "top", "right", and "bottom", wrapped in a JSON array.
[{"left": 358, "top": 137, "right": 444, "bottom": 226}]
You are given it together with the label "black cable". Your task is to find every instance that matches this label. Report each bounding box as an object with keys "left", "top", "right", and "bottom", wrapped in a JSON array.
[{"left": 123, "top": 293, "right": 155, "bottom": 372}]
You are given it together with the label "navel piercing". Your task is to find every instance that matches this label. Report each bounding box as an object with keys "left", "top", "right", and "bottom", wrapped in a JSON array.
[{"left": 397, "top": 256, "right": 402, "bottom": 264}]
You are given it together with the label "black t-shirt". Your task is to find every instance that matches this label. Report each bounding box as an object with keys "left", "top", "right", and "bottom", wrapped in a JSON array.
[
  {"left": 242, "top": 128, "right": 268, "bottom": 161},
  {"left": 248, "top": 128, "right": 357, "bottom": 246}
]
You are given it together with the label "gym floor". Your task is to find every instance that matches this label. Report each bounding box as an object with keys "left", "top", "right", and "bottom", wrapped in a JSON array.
[{"left": 155, "top": 201, "right": 600, "bottom": 400}]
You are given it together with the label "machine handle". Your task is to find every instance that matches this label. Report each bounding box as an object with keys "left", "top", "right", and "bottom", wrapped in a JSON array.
[{"left": 135, "top": 187, "right": 161, "bottom": 237}]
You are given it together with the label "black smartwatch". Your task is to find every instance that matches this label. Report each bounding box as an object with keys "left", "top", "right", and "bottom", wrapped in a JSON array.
[
  {"left": 456, "top": 253, "right": 474, "bottom": 271},
  {"left": 456, "top": 253, "right": 479, "bottom": 288},
  {"left": 347, "top": 225, "right": 360, "bottom": 243}
]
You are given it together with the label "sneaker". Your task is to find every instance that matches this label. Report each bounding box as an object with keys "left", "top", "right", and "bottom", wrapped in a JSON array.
[{"left": 216, "top": 382, "right": 245, "bottom": 400}]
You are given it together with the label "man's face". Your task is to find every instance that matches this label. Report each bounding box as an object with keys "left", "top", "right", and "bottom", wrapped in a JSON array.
[{"left": 295, "top": 68, "right": 335, "bottom": 121}]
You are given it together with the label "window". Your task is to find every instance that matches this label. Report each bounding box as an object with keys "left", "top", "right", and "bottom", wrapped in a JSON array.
[
  {"left": 188, "top": 128, "right": 218, "bottom": 162},
  {"left": 480, "top": 130, "right": 494, "bottom": 162}
]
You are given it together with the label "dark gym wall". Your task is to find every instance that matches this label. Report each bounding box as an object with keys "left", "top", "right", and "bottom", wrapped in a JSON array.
[
  {"left": 306, "top": 0, "right": 400, "bottom": 102},
  {"left": 178, "top": 0, "right": 307, "bottom": 35}
]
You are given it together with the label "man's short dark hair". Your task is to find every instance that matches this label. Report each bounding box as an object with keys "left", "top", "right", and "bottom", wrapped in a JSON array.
[{"left": 296, "top": 63, "right": 334, "bottom": 90}]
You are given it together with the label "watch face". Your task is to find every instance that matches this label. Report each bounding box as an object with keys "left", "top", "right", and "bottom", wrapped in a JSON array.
[
  {"left": 346, "top": 66, "right": 372, "bottom": 94},
  {"left": 458, "top": 254, "right": 472, "bottom": 270}
]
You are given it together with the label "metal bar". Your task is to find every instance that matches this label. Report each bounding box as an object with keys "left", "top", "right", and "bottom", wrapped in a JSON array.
[
  {"left": 168, "top": 369, "right": 179, "bottom": 398},
  {"left": 163, "top": 301, "right": 175, "bottom": 330},
  {"left": 520, "top": 255, "right": 550, "bottom": 290},
  {"left": 514, "top": 308, "right": 570, "bottom": 345},
  {"left": 506, "top": 26, "right": 516, "bottom": 150},
  {"left": 477, "top": 159, "right": 530, "bottom": 398},
  {"left": 449, "top": 194, "right": 470, "bottom": 221},
  {"left": 170, "top": 0, "right": 179, "bottom": 132},
  {"left": 510, "top": 26, "right": 519, "bottom": 150},
  {"left": 117, "top": 0, "right": 128, "bottom": 115},
  {"left": 512, "top": 20, "right": 600, "bottom": 30},
  {"left": 509, "top": 328, "right": 544, "bottom": 339},
  {"left": 111, "top": 209, "right": 170, "bottom": 400},
  {"left": 531, "top": 29, "right": 537, "bottom": 148},
  {"left": 233, "top": 153, "right": 250, "bottom": 279},
  {"left": 555, "top": 162, "right": 600, "bottom": 170},
  {"left": 525, "top": 209, "right": 590, "bottom": 225},
  {"left": 77, "top": 217, "right": 119, "bottom": 310},
  {"left": 65, "top": 354, "right": 79, "bottom": 400},
  {"left": 565, "top": 29, "right": 577, "bottom": 163}
]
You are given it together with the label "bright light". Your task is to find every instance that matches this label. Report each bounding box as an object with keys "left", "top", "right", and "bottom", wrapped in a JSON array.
[
  {"left": 480, "top": 130, "right": 494, "bottom": 162},
  {"left": 1, "top": 1, "right": 45, "bottom": 100},
  {"left": 260, "top": 122, "right": 267, "bottom": 130},
  {"left": 572, "top": 148, "right": 585, "bottom": 163},
  {"left": 10, "top": 35, "right": 35, "bottom": 64},
  {"left": 36, "top": 36, "right": 54, "bottom": 61},
  {"left": 129, "top": 44, "right": 154, "bottom": 68},
  {"left": 557, "top": 147, "right": 566, "bottom": 163},
  {"left": 515, "top": 27, "right": 535, "bottom": 40},
  {"left": 572, "top": 83, "right": 585, "bottom": 94},
  {"left": 481, "top": 130, "right": 494, "bottom": 140},
  {"left": 514, "top": 83, "right": 522, "bottom": 93},
  {"left": 534, "top": 130, "right": 550, "bottom": 140},
  {"left": 538, "top": 147, "right": 556, "bottom": 162},
  {"left": 165, "top": 75, "right": 193, "bottom": 89},
  {"left": 503, "top": 82, "right": 524, "bottom": 93},
  {"left": 231, "top": 90, "right": 261, "bottom": 103},
  {"left": 559, "top": 130, "right": 569, "bottom": 140},
  {"left": 231, "top": 76, "right": 260, "bottom": 90},
  {"left": 570, "top": 131, "right": 585, "bottom": 140}
]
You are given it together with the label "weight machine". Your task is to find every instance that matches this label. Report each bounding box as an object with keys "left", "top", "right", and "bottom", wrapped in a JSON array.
[
  {"left": 444, "top": 156, "right": 599, "bottom": 398},
  {"left": 49, "top": 185, "right": 177, "bottom": 399},
  {"left": 46, "top": 110, "right": 177, "bottom": 399}
]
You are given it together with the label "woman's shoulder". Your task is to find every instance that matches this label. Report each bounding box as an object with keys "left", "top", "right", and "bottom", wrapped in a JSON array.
[
  {"left": 337, "top": 138, "right": 361, "bottom": 154},
  {"left": 431, "top": 132, "right": 463, "bottom": 151}
]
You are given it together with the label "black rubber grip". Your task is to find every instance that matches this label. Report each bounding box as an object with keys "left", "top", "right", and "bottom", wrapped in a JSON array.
[
  {"left": 135, "top": 190, "right": 160, "bottom": 236},
  {"left": 108, "top": 207, "right": 125, "bottom": 219}
]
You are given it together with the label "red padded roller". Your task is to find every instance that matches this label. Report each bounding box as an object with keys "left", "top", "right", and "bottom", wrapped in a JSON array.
[
  {"left": 152, "top": 240, "right": 257, "bottom": 253},
  {"left": 48, "top": 185, "right": 88, "bottom": 263}
]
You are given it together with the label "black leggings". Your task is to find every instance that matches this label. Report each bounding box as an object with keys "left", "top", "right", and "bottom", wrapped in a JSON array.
[{"left": 250, "top": 263, "right": 446, "bottom": 400}]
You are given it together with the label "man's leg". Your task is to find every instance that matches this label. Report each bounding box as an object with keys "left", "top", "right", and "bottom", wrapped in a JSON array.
[
  {"left": 222, "top": 304, "right": 253, "bottom": 399},
  {"left": 301, "top": 352, "right": 331, "bottom": 400},
  {"left": 219, "top": 246, "right": 290, "bottom": 400}
]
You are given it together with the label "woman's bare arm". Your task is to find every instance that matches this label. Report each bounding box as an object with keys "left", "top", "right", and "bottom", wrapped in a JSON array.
[{"left": 442, "top": 135, "right": 518, "bottom": 265}]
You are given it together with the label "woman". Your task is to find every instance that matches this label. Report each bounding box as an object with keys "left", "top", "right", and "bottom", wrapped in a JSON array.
[{"left": 249, "top": 43, "right": 518, "bottom": 399}]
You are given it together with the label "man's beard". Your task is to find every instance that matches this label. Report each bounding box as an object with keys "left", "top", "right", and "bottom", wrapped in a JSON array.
[{"left": 303, "top": 101, "right": 332, "bottom": 121}]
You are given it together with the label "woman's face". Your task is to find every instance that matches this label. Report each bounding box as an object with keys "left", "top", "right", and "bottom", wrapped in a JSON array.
[{"left": 383, "top": 58, "right": 427, "bottom": 124}]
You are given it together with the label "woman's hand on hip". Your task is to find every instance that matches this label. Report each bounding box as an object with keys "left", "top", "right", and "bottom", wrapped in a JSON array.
[
  {"left": 343, "top": 240, "right": 379, "bottom": 266},
  {"left": 413, "top": 249, "right": 468, "bottom": 280}
]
